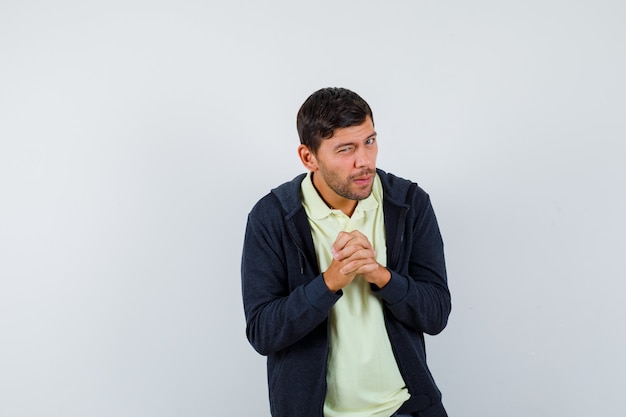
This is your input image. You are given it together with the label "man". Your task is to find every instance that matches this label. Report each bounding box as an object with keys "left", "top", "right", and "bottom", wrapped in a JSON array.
[{"left": 241, "top": 87, "right": 451, "bottom": 417}]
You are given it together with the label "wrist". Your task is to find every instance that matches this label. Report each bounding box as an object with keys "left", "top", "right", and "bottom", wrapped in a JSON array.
[
  {"left": 322, "top": 272, "right": 342, "bottom": 293},
  {"left": 372, "top": 265, "right": 391, "bottom": 289}
]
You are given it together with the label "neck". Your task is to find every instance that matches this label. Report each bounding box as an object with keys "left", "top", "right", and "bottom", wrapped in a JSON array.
[{"left": 310, "top": 172, "right": 357, "bottom": 217}]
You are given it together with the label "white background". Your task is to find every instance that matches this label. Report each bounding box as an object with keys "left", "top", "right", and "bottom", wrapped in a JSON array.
[{"left": 1, "top": 1, "right": 625, "bottom": 416}]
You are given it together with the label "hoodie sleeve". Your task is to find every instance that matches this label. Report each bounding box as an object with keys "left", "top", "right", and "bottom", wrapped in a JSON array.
[
  {"left": 241, "top": 197, "right": 340, "bottom": 355},
  {"left": 375, "top": 188, "right": 451, "bottom": 335}
]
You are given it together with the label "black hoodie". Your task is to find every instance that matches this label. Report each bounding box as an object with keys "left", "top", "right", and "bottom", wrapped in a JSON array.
[{"left": 241, "top": 169, "right": 451, "bottom": 417}]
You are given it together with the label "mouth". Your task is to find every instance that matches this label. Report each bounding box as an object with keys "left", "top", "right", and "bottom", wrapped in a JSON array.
[{"left": 352, "top": 174, "right": 373, "bottom": 186}]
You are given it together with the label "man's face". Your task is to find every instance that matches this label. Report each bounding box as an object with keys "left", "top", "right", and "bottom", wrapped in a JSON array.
[{"left": 303, "top": 117, "right": 378, "bottom": 213}]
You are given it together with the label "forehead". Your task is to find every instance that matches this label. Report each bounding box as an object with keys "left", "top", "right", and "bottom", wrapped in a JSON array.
[{"left": 324, "top": 117, "right": 376, "bottom": 144}]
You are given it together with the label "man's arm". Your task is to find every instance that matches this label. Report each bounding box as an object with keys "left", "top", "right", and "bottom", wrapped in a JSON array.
[
  {"left": 375, "top": 193, "right": 451, "bottom": 335},
  {"left": 241, "top": 211, "right": 340, "bottom": 356}
]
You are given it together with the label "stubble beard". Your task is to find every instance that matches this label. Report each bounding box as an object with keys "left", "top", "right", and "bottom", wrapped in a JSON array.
[{"left": 322, "top": 167, "right": 375, "bottom": 202}]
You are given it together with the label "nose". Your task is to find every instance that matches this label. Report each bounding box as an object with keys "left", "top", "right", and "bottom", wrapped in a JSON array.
[{"left": 355, "top": 148, "right": 370, "bottom": 168}]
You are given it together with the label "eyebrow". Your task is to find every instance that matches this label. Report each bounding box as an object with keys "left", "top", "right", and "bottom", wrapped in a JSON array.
[{"left": 332, "top": 132, "right": 377, "bottom": 151}]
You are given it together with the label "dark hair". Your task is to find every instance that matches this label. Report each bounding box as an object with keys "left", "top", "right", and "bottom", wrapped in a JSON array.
[{"left": 296, "top": 87, "right": 374, "bottom": 153}]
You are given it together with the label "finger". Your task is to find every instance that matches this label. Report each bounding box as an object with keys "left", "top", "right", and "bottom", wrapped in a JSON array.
[
  {"left": 332, "top": 243, "right": 362, "bottom": 261},
  {"left": 345, "top": 230, "right": 373, "bottom": 250},
  {"left": 332, "top": 231, "right": 357, "bottom": 252},
  {"left": 332, "top": 231, "right": 373, "bottom": 259},
  {"left": 338, "top": 248, "right": 377, "bottom": 273},
  {"left": 334, "top": 242, "right": 375, "bottom": 264},
  {"left": 339, "top": 258, "right": 379, "bottom": 276}
]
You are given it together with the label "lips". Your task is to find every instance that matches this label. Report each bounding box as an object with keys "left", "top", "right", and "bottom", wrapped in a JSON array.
[{"left": 353, "top": 175, "right": 373, "bottom": 186}]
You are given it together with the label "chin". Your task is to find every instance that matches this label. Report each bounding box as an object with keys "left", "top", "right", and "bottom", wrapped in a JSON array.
[{"left": 354, "top": 189, "right": 373, "bottom": 201}]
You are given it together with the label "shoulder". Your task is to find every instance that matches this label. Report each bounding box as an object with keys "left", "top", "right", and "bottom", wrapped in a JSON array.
[
  {"left": 248, "top": 173, "right": 307, "bottom": 221},
  {"left": 377, "top": 168, "right": 430, "bottom": 206}
]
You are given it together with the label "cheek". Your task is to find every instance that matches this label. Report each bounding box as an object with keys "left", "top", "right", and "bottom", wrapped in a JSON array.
[
  {"left": 366, "top": 153, "right": 378, "bottom": 167},
  {"left": 323, "top": 157, "right": 347, "bottom": 171}
]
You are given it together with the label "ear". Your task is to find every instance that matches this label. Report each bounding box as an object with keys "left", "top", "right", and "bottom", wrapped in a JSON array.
[{"left": 298, "top": 144, "right": 318, "bottom": 171}]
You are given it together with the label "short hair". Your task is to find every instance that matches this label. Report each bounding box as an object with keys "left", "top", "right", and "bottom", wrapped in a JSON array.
[{"left": 296, "top": 87, "right": 374, "bottom": 154}]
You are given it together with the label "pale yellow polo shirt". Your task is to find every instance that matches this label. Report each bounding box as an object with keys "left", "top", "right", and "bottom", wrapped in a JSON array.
[{"left": 300, "top": 172, "right": 410, "bottom": 417}]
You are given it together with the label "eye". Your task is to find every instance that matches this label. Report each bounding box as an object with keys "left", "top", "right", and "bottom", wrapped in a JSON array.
[
  {"left": 365, "top": 137, "right": 376, "bottom": 145},
  {"left": 337, "top": 146, "right": 354, "bottom": 153}
]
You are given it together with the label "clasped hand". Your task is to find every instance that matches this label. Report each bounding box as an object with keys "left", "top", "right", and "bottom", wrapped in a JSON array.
[{"left": 323, "top": 230, "right": 391, "bottom": 292}]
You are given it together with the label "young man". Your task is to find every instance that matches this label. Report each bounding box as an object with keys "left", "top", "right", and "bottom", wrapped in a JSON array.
[{"left": 241, "top": 87, "right": 451, "bottom": 417}]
